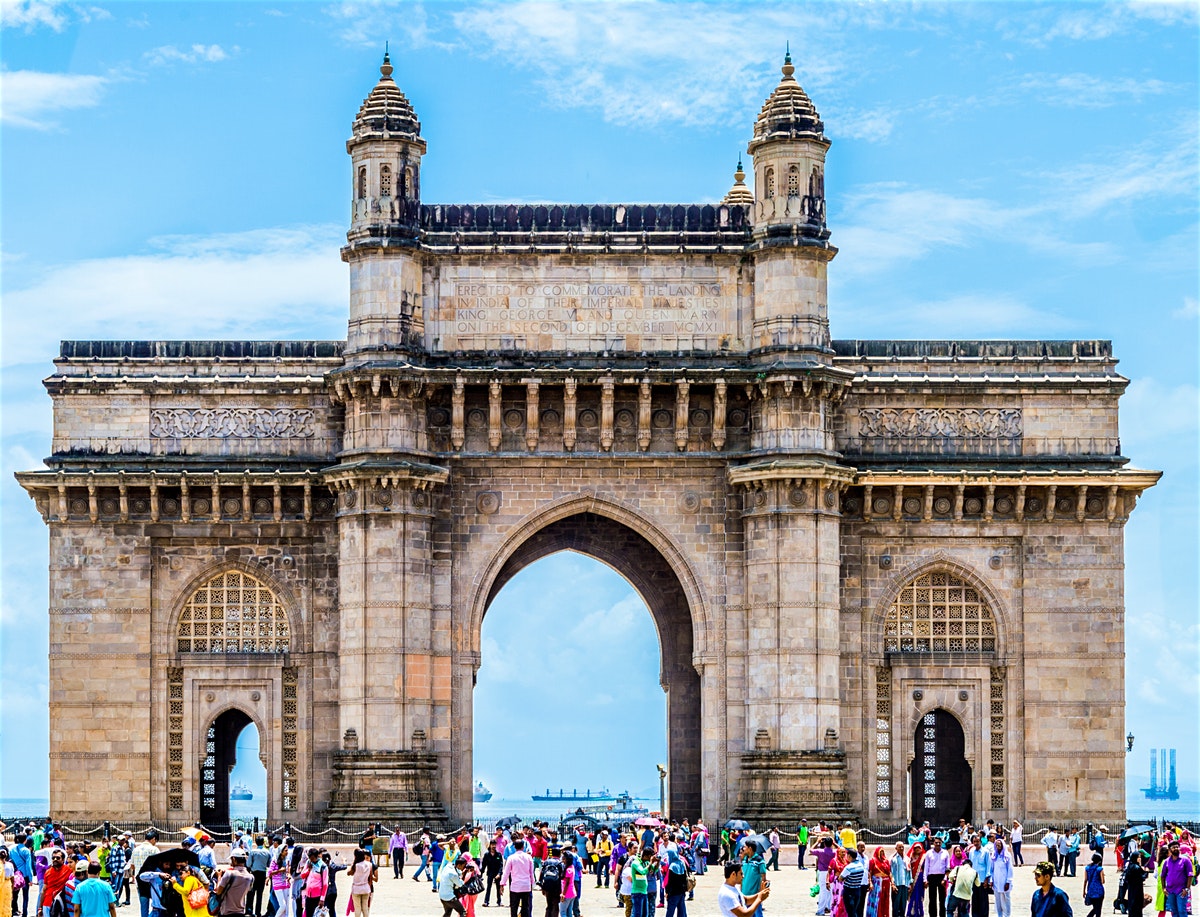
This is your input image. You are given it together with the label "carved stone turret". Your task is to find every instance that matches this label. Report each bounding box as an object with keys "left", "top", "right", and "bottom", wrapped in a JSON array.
[{"left": 343, "top": 52, "right": 427, "bottom": 360}]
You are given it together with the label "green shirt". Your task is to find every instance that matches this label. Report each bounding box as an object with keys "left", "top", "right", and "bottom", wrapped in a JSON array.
[
  {"left": 798, "top": 827, "right": 810, "bottom": 846},
  {"left": 741, "top": 855, "right": 766, "bottom": 897},
  {"left": 469, "top": 836, "right": 482, "bottom": 858},
  {"left": 630, "top": 857, "right": 649, "bottom": 894}
]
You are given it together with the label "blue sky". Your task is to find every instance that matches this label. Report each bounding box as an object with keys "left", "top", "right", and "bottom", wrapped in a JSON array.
[{"left": 1, "top": 0, "right": 1197, "bottom": 807}]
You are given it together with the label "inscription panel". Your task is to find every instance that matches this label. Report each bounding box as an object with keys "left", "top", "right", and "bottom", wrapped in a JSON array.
[{"left": 425, "top": 263, "right": 743, "bottom": 353}]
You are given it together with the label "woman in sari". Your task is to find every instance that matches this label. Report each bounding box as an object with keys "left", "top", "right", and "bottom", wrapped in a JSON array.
[
  {"left": 906, "top": 844, "right": 926, "bottom": 917},
  {"left": 830, "top": 847, "right": 852, "bottom": 917},
  {"left": 949, "top": 845, "right": 968, "bottom": 869},
  {"left": 867, "top": 848, "right": 892, "bottom": 917}
]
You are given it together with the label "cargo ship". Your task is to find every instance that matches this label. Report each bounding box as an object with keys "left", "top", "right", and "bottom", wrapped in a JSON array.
[
  {"left": 230, "top": 783, "right": 254, "bottom": 801},
  {"left": 473, "top": 781, "right": 494, "bottom": 803},
  {"left": 531, "top": 787, "right": 613, "bottom": 802}
]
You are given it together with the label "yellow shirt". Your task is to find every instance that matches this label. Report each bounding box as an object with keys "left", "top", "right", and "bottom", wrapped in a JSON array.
[
  {"left": 840, "top": 829, "right": 857, "bottom": 850},
  {"left": 598, "top": 839, "right": 613, "bottom": 858},
  {"left": 172, "top": 874, "right": 210, "bottom": 917}
]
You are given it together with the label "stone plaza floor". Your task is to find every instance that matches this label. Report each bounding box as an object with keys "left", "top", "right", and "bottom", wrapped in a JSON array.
[{"left": 340, "top": 845, "right": 1118, "bottom": 917}]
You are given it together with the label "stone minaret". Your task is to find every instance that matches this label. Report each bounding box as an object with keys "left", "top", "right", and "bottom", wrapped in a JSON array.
[
  {"left": 747, "top": 49, "right": 834, "bottom": 354},
  {"left": 343, "top": 51, "right": 427, "bottom": 361}
]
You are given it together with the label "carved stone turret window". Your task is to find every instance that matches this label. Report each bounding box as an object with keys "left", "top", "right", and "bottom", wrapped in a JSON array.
[
  {"left": 764, "top": 167, "right": 775, "bottom": 200},
  {"left": 357, "top": 166, "right": 367, "bottom": 200},
  {"left": 178, "top": 569, "right": 290, "bottom": 654},
  {"left": 884, "top": 571, "right": 997, "bottom": 653},
  {"left": 380, "top": 164, "right": 392, "bottom": 197},
  {"left": 787, "top": 165, "right": 800, "bottom": 197}
]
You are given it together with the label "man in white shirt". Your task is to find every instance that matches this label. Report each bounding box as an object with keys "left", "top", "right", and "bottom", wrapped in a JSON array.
[
  {"left": 922, "top": 837, "right": 952, "bottom": 917},
  {"left": 991, "top": 837, "right": 1014, "bottom": 917},
  {"left": 718, "top": 862, "right": 770, "bottom": 917}
]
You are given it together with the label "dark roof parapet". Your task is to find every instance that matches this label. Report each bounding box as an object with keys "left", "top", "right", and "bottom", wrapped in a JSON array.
[
  {"left": 58, "top": 341, "right": 346, "bottom": 361},
  {"left": 831, "top": 340, "right": 1113, "bottom": 361},
  {"left": 420, "top": 202, "right": 752, "bottom": 234}
]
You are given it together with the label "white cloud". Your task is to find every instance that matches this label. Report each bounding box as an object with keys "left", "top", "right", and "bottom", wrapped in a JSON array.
[
  {"left": 828, "top": 107, "right": 896, "bottom": 143},
  {"left": 0, "top": 225, "right": 347, "bottom": 369},
  {"left": 144, "top": 43, "right": 234, "bottom": 66},
  {"left": 1001, "top": 2, "right": 1199, "bottom": 47},
  {"left": 0, "top": 0, "right": 105, "bottom": 31},
  {"left": 1174, "top": 296, "right": 1199, "bottom": 319},
  {"left": 0, "top": 69, "right": 108, "bottom": 129},
  {"left": 834, "top": 186, "right": 1027, "bottom": 277},
  {"left": 1017, "top": 72, "right": 1172, "bottom": 108},
  {"left": 1120, "top": 378, "right": 1200, "bottom": 450}
]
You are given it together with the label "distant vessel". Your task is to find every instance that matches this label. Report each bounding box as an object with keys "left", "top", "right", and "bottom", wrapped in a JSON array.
[
  {"left": 473, "top": 781, "right": 493, "bottom": 803},
  {"left": 532, "top": 787, "right": 613, "bottom": 802},
  {"left": 1143, "top": 748, "right": 1180, "bottom": 801},
  {"left": 230, "top": 783, "right": 253, "bottom": 801}
]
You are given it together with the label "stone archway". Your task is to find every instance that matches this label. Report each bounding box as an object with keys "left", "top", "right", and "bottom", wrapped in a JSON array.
[{"left": 471, "top": 511, "right": 702, "bottom": 818}]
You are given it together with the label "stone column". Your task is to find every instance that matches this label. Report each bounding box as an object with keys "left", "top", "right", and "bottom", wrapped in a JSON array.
[
  {"left": 732, "top": 470, "right": 853, "bottom": 824},
  {"left": 326, "top": 470, "right": 450, "bottom": 826}
]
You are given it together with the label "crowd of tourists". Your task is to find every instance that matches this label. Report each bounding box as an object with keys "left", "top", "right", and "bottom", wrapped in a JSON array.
[
  {"left": 0, "top": 817, "right": 1195, "bottom": 917},
  {"left": 381, "top": 818, "right": 709, "bottom": 917},
  {"left": 793, "top": 820, "right": 1196, "bottom": 917},
  {"left": 0, "top": 822, "right": 382, "bottom": 917}
]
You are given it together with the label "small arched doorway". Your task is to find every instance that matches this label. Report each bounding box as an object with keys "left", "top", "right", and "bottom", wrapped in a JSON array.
[
  {"left": 911, "top": 709, "right": 971, "bottom": 826},
  {"left": 200, "top": 709, "right": 254, "bottom": 828}
]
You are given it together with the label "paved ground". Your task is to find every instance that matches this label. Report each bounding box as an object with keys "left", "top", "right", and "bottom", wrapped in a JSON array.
[{"left": 351, "top": 845, "right": 1117, "bottom": 917}]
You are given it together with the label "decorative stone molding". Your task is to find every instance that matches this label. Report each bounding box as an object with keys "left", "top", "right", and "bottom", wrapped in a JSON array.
[
  {"left": 150, "top": 408, "right": 316, "bottom": 438},
  {"left": 860, "top": 408, "right": 1022, "bottom": 439}
]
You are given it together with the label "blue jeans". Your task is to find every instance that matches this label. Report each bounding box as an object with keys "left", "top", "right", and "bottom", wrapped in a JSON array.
[
  {"left": 1165, "top": 892, "right": 1187, "bottom": 917},
  {"left": 666, "top": 894, "right": 687, "bottom": 917},
  {"left": 432, "top": 861, "right": 441, "bottom": 888},
  {"left": 138, "top": 898, "right": 150, "bottom": 917},
  {"left": 414, "top": 855, "right": 431, "bottom": 880},
  {"left": 632, "top": 893, "right": 651, "bottom": 917}
]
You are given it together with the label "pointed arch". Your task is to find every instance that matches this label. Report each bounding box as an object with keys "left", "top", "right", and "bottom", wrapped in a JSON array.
[
  {"left": 465, "top": 492, "right": 711, "bottom": 662},
  {"left": 870, "top": 554, "right": 1009, "bottom": 660},
  {"left": 173, "top": 562, "right": 298, "bottom": 655}
]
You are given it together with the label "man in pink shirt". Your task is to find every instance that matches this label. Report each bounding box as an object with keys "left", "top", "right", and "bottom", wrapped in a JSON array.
[{"left": 501, "top": 838, "right": 537, "bottom": 917}]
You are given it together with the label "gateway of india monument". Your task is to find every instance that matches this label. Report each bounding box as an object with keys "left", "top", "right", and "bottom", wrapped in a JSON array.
[{"left": 18, "top": 53, "right": 1159, "bottom": 830}]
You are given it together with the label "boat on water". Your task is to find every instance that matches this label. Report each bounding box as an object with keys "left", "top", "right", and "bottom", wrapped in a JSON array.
[
  {"left": 532, "top": 787, "right": 614, "bottom": 802},
  {"left": 473, "top": 781, "right": 493, "bottom": 803},
  {"left": 230, "top": 783, "right": 253, "bottom": 801},
  {"left": 562, "top": 792, "right": 649, "bottom": 830}
]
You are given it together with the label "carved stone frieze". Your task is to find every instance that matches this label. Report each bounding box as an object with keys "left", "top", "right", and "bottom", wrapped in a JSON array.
[
  {"left": 151, "top": 408, "right": 316, "bottom": 439},
  {"left": 860, "top": 408, "right": 1022, "bottom": 439}
]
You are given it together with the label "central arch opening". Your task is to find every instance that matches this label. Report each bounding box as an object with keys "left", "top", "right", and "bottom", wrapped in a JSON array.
[{"left": 475, "top": 512, "right": 702, "bottom": 818}]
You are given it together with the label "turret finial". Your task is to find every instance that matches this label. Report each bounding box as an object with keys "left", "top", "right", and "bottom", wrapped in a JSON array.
[
  {"left": 782, "top": 42, "right": 795, "bottom": 79},
  {"left": 381, "top": 43, "right": 393, "bottom": 79},
  {"left": 734, "top": 156, "right": 746, "bottom": 183}
]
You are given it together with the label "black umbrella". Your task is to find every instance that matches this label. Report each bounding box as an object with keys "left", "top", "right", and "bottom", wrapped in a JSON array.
[
  {"left": 740, "top": 834, "right": 771, "bottom": 856},
  {"left": 1119, "top": 825, "right": 1156, "bottom": 842},
  {"left": 139, "top": 848, "right": 201, "bottom": 876},
  {"left": 724, "top": 819, "right": 753, "bottom": 832},
  {"left": 496, "top": 816, "right": 522, "bottom": 829}
]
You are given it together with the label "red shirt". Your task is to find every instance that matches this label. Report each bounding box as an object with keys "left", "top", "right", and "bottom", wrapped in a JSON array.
[
  {"left": 530, "top": 836, "right": 548, "bottom": 861},
  {"left": 42, "top": 864, "right": 72, "bottom": 907}
]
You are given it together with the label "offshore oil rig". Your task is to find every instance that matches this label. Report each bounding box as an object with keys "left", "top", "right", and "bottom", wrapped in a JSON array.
[{"left": 1143, "top": 748, "right": 1180, "bottom": 801}]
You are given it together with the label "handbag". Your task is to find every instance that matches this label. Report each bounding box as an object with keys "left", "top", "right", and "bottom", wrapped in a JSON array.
[
  {"left": 314, "top": 908, "right": 331, "bottom": 917},
  {"left": 686, "top": 875, "right": 696, "bottom": 893},
  {"left": 458, "top": 875, "right": 485, "bottom": 898},
  {"left": 206, "top": 882, "right": 225, "bottom": 916},
  {"left": 12, "top": 872, "right": 26, "bottom": 890},
  {"left": 187, "top": 886, "right": 211, "bottom": 910}
]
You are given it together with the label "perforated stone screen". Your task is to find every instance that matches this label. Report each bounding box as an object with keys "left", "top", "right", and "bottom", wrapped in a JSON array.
[
  {"left": 884, "top": 571, "right": 997, "bottom": 653},
  {"left": 178, "top": 570, "right": 290, "bottom": 654}
]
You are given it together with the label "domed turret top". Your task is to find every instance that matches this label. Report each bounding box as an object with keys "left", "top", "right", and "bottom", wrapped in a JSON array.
[
  {"left": 723, "top": 157, "right": 754, "bottom": 207},
  {"left": 748, "top": 47, "right": 825, "bottom": 151},
  {"left": 351, "top": 50, "right": 422, "bottom": 142}
]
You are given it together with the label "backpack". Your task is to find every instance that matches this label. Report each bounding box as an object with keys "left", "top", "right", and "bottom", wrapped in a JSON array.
[{"left": 539, "top": 860, "right": 563, "bottom": 890}]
